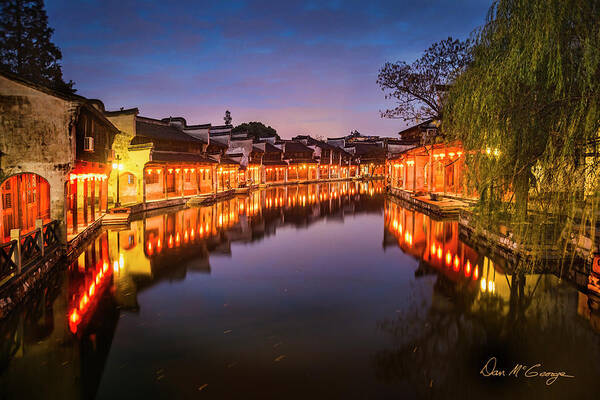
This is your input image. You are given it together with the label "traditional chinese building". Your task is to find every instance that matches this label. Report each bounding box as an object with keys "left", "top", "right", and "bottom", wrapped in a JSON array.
[
  {"left": 0, "top": 72, "right": 118, "bottom": 243},
  {"left": 280, "top": 140, "right": 317, "bottom": 182},
  {"left": 103, "top": 110, "right": 218, "bottom": 210},
  {"left": 256, "top": 142, "right": 286, "bottom": 184},
  {"left": 387, "top": 141, "right": 466, "bottom": 196},
  {"left": 293, "top": 135, "right": 350, "bottom": 180},
  {"left": 346, "top": 143, "right": 386, "bottom": 177},
  {"left": 225, "top": 134, "right": 264, "bottom": 187}
]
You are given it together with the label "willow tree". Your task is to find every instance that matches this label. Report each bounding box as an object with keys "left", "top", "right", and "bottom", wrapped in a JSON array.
[{"left": 444, "top": 0, "right": 600, "bottom": 225}]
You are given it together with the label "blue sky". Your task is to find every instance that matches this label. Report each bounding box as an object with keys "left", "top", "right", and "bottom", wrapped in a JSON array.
[{"left": 46, "top": 0, "right": 491, "bottom": 138}]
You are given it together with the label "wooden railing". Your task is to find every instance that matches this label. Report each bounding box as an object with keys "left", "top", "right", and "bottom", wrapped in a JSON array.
[{"left": 0, "top": 220, "right": 61, "bottom": 286}]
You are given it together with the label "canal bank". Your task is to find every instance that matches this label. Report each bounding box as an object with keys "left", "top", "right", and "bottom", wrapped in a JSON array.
[{"left": 1, "top": 181, "right": 599, "bottom": 399}]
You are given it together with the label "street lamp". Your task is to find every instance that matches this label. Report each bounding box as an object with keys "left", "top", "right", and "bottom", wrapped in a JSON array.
[{"left": 112, "top": 155, "right": 123, "bottom": 207}]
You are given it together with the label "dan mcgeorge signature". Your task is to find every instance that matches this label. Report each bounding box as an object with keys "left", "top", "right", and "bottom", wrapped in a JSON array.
[{"left": 480, "top": 357, "right": 575, "bottom": 385}]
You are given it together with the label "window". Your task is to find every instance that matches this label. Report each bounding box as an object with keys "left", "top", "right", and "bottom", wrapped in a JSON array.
[
  {"left": 185, "top": 171, "right": 191, "bottom": 182},
  {"left": 128, "top": 174, "right": 135, "bottom": 185},
  {"left": 146, "top": 173, "right": 159, "bottom": 185}
]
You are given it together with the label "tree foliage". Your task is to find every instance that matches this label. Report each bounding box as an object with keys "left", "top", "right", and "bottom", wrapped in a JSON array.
[
  {"left": 0, "top": 0, "right": 74, "bottom": 93},
  {"left": 232, "top": 121, "right": 279, "bottom": 141},
  {"left": 443, "top": 0, "right": 600, "bottom": 220},
  {"left": 377, "top": 37, "right": 471, "bottom": 122}
]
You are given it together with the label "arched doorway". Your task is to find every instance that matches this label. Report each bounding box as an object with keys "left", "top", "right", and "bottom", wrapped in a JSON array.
[{"left": 0, "top": 173, "right": 51, "bottom": 243}]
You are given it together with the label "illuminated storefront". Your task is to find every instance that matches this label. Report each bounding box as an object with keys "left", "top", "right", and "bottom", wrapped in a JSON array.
[
  {"left": 0, "top": 173, "right": 51, "bottom": 242},
  {"left": 387, "top": 141, "right": 466, "bottom": 196},
  {"left": 66, "top": 162, "right": 110, "bottom": 240}
]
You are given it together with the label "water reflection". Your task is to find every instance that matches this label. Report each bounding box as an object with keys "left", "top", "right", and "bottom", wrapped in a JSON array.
[
  {"left": 384, "top": 197, "right": 482, "bottom": 285},
  {"left": 379, "top": 196, "right": 600, "bottom": 398},
  {"left": 109, "top": 181, "right": 385, "bottom": 314},
  {"left": 1, "top": 181, "right": 599, "bottom": 399},
  {"left": 0, "top": 232, "right": 119, "bottom": 399}
]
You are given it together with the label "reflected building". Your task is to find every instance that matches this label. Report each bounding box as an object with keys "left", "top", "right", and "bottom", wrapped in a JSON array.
[
  {"left": 378, "top": 196, "right": 600, "bottom": 399},
  {"left": 105, "top": 181, "right": 385, "bottom": 312},
  {"left": 0, "top": 233, "right": 119, "bottom": 399}
]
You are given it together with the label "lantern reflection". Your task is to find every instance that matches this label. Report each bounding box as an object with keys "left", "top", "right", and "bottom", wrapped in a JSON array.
[
  {"left": 385, "top": 197, "right": 482, "bottom": 288},
  {"left": 68, "top": 232, "right": 113, "bottom": 334}
]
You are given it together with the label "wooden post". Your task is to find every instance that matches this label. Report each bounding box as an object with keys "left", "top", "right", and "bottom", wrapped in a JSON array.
[
  {"left": 213, "top": 167, "right": 217, "bottom": 195},
  {"left": 90, "top": 177, "right": 96, "bottom": 221},
  {"left": 35, "top": 219, "right": 44, "bottom": 257},
  {"left": 196, "top": 166, "right": 200, "bottom": 195},
  {"left": 180, "top": 168, "right": 184, "bottom": 199},
  {"left": 412, "top": 156, "right": 416, "bottom": 192},
  {"left": 429, "top": 146, "right": 433, "bottom": 192},
  {"left": 71, "top": 178, "right": 78, "bottom": 234},
  {"left": 164, "top": 165, "right": 168, "bottom": 200},
  {"left": 10, "top": 229, "right": 21, "bottom": 274},
  {"left": 83, "top": 177, "right": 88, "bottom": 224},
  {"left": 443, "top": 160, "right": 446, "bottom": 195}
]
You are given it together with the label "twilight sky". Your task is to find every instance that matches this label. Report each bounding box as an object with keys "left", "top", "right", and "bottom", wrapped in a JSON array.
[{"left": 46, "top": 0, "right": 490, "bottom": 138}]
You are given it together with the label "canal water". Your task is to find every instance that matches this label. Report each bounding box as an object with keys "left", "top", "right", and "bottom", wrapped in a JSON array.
[{"left": 1, "top": 181, "right": 599, "bottom": 399}]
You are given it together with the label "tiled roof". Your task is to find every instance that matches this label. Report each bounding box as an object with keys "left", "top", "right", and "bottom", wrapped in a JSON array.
[
  {"left": 351, "top": 143, "right": 385, "bottom": 156},
  {"left": 150, "top": 151, "right": 216, "bottom": 163},
  {"left": 284, "top": 141, "right": 313, "bottom": 153},
  {"left": 263, "top": 142, "right": 283, "bottom": 153},
  {"left": 136, "top": 118, "right": 201, "bottom": 143}
]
